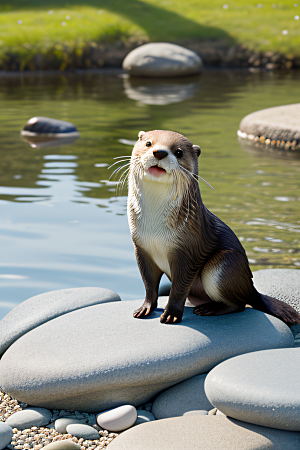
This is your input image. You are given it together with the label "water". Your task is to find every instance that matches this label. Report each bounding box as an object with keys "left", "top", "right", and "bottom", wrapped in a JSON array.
[{"left": 0, "top": 69, "right": 300, "bottom": 320}]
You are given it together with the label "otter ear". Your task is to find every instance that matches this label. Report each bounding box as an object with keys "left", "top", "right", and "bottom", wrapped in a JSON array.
[
  {"left": 193, "top": 145, "right": 201, "bottom": 157},
  {"left": 138, "top": 131, "right": 145, "bottom": 140}
]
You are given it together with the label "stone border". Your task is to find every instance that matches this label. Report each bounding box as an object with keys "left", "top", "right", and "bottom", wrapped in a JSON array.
[{"left": 237, "top": 129, "right": 300, "bottom": 151}]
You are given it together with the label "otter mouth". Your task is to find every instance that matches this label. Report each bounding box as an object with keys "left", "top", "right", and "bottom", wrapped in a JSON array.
[{"left": 147, "top": 165, "right": 167, "bottom": 178}]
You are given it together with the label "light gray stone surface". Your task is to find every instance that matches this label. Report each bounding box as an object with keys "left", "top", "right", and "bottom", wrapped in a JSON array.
[
  {"left": 253, "top": 269, "right": 300, "bottom": 314},
  {"left": 151, "top": 373, "right": 213, "bottom": 419},
  {"left": 134, "top": 410, "right": 155, "bottom": 426},
  {"left": 5, "top": 407, "right": 52, "bottom": 429},
  {"left": 38, "top": 441, "right": 80, "bottom": 450},
  {"left": 0, "top": 301, "right": 293, "bottom": 412},
  {"left": 55, "top": 418, "right": 87, "bottom": 434},
  {"left": 205, "top": 348, "right": 300, "bottom": 431},
  {"left": 65, "top": 423, "right": 100, "bottom": 440},
  {"left": 0, "top": 287, "right": 121, "bottom": 357},
  {"left": 107, "top": 415, "right": 300, "bottom": 450},
  {"left": 238, "top": 103, "right": 300, "bottom": 142},
  {"left": 122, "top": 43, "right": 202, "bottom": 77},
  {"left": 0, "top": 421, "right": 13, "bottom": 450}
]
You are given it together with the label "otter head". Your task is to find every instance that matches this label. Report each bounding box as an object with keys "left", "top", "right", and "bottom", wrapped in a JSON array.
[{"left": 131, "top": 130, "right": 201, "bottom": 184}]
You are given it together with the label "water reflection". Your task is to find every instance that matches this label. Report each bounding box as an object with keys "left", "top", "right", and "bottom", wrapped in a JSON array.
[
  {"left": 123, "top": 75, "right": 201, "bottom": 105},
  {"left": 22, "top": 134, "right": 79, "bottom": 149}
]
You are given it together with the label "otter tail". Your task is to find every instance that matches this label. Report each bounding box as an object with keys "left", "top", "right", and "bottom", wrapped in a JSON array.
[{"left": 249, "top": 292, "right": 300, "bottom": 326}]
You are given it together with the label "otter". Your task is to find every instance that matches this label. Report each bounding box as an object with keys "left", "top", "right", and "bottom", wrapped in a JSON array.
[{"left": 126, "top": 129, "right": 300, "bottom": 326}]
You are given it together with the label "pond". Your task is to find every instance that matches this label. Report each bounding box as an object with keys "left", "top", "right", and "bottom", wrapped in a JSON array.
[{"left": 0, "top": 69, "right": 300, "bottom": 321}]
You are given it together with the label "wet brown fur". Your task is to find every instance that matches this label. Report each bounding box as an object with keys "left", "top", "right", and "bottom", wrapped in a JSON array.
[{"left": 127, "top": 130, "right": 300, "bottom": 326}]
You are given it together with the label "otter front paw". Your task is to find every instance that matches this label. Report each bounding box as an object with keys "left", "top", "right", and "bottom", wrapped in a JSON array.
[
  {"left": 133, "top": 301, "right": 157, "bottom": 319},
  {"left": 160, "top": 308, "right": 183, "bottom": 324}
]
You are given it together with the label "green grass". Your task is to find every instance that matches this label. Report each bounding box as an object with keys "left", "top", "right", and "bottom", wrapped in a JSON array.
[{"left": 1, "top": 0, "right": 300, "bottom": 69}]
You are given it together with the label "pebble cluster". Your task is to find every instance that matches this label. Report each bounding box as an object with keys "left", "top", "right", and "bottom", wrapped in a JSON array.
[
  {"left": 0, "top": 390, "right": 119, "bottom": 450},
  {"left": 237, "top": 129, "right": 300, "bottom": 151}
]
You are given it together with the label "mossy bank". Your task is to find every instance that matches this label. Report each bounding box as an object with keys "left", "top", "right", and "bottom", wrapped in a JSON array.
[{"left": 1, "top": 1, "right": 300, "bottom": 71}]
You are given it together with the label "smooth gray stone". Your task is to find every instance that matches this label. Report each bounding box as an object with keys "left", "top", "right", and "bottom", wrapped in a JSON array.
[
  {"left": 0, "top": 422, "right": 13, "bottom": 450},
  {"left": 65, "top": 423, "right": 100, "bottom": 440},
  {"left": 107, "top": 415, "right": 300, "bottom": 450},
  {"left": 55, "top": 418, "right": 88, "bottom": 434},
  {"left": 5, "top": 407, "right": 52, "bottom": 429},
  {"left": 238, "top": 103, "right": 300, "bottom": 143},
  {"left": 122, "top": 43, "right": 202, "bottom": 78},
  {"left": 134, "top": 410, "right": 155, "bottom": 426},
  {"left": 253, "top": 269, "right": 300, "bottom": 314},
  {"left": 205, "top": 348, "right": 300, "bottom": 431},
  {"left": 38, "top": 441, "right": 80, "bottom": 450},
  {"left": 183, "top": 410, "right": 208, "bottom": 416},
  {"left": 151, "top": 374, "right": 213, "bottom": 419},
  {"left": 0, "top": 287, "right": 121, "bottom": 356},
  {"left": 0, "top": 301, "right": 293, "bottom": 413},
  {"left": 21, "top": 117, "right": 79, "bottom": 136}
]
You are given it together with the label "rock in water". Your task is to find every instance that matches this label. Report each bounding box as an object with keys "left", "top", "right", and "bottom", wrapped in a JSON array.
[
  {"left": 122, "top": 43, "right": 202, "bottom": 77},
  {"left": 0, "top": 300, "right": 293, "bottom": 412},
  {"left": 21, "top": 117, "right": 79, "bottom": 137},
  {"left": 204, "top": 348, "right": 300, "bottom": 431}
]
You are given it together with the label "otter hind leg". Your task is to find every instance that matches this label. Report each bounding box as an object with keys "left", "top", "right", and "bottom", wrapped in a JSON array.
[{"left": 193, "top": 302, "right": 245, "bottom": 316}]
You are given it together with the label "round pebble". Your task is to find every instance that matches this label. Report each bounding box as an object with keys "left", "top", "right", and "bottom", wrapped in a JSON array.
[
  {"left": 65, "top": 423, "right": 100, "bottom": 440},
  {"left": 55, "top": 418, "right": 86, "bottom": 434},
  {"left": 6, "top": 408, "right": 52, "bottom": 429},
  {"left": 40, "top": 440, "right": 80, "bottom": 450},
  {"left": 134, "top": 410, "right": 155, "bottom": 426},
  {"left": 97, "top": 405, "right": 137, "bottom": 432},
  {"left": 0, "top": 421, "right": 13, "bottom": 450}
]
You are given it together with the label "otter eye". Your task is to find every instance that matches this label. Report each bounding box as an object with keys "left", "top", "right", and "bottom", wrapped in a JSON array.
[
  {"left": 146, "top": 141, "right": 152, "bottom": 147},
  {"left": 175, "top": 148, "right": 183, "bottom": 159}
]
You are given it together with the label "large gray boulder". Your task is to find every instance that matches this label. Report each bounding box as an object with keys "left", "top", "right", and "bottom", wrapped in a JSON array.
[
  {"left": 151, "top": 373, "right": 213, "bottom": 419},
  {"left": 0, "top": 300, "right": 293, "bottom": 412},
  {"left": 107, "top": 415, "right": 300, "bottom": 450},
  {"left": 0, "top": 287, "right": 121, "bottom": 357},
  {"left": 205, "top": 348, "right": 300, "bottom": 431},
  {"left": 122, "top": 43, "right": 203, "bottom": 77}
]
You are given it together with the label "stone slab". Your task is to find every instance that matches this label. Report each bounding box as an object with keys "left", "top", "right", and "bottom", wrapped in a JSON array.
[
  {"left": 238, "top": 103, "right": 300, "bottom": 143},
  {"left": 0, "top": 301, "right": 293, "bottom": 412},
  {"left": 205, "top": 348, "right": 300, "bottom": 431},
  {"left": 151, "top": 373, "right": 213, "bottom": 419},
  {"left": 0, "top": 287, "right": 121, "bottom": 357},
  {"left": 122, "top": 43, "right": 202, "bottom": 77},
  {"left": 107, "top": 415, "right": 300, "bottom": 450}
]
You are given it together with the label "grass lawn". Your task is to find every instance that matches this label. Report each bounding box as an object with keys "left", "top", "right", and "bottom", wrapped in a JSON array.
[{"left": 0, "top": 0, "right": 300, "bottom": 69}]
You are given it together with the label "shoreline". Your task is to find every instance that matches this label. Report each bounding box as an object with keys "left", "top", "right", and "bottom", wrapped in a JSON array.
[{"left": 1, "top": 40, "right": 300, "bottom": 74}]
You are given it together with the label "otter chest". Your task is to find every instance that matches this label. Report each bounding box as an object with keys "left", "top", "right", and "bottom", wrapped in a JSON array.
[{"left": 130, "top": 181, "right": 181, "bottom": 280}]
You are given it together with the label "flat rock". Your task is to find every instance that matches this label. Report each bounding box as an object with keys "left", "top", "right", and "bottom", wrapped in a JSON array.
[
  {"left": 65, "top": 423, "right": 100, "bottom": 440},
  {"left": 122, "top": 43, "right": 202, "bottom": 77},
  {"left": 205, "top": 348, "right": 300, "bottom": 431},
  {"left": 0, "top": 301, "right": 293, "bottom": 412},
  {"left": 237, "top": 103, "right": 300, "bottom": 149},
  {"left": 151, "top": 373, "right": 213, "bottom": 419},
  {"left": 107, "top": 415, "right": 300, "bottom": 450},
  {"left": 0, "top": 287, "right": 121, "bottom": 357},
  {"left": 55, "top": 418, "right": 87, "bottom": 434},
  {"left": 5, "top": 407, "right": 52, "bottom": 429},
  {"left": 253, "top": 269, "right": 300, "bottom": 314},
  {"left": 0, "top": 421, "right": 13, "bottom": 450}
]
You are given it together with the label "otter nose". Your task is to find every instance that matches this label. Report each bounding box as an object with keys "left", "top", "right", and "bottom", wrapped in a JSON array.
[{"left": 153, "top": 150, "right": 168, "bottom": 160}]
